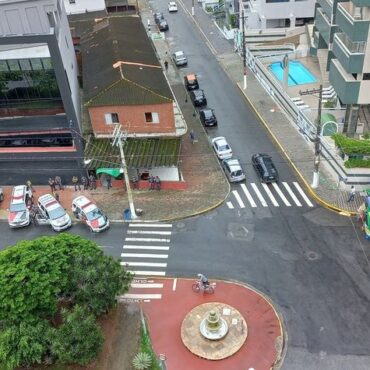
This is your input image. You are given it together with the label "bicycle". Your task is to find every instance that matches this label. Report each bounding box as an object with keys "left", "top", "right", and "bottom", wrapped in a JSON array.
[{"left": 192, "top": 280, "right": 216, "bottom": 294}]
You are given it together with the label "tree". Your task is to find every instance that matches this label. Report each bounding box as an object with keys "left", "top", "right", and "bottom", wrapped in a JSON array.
[
  {"left": 49, "top": 305, "right": 103, "bottom": 365},
  {"left": 0, "top": 318, "right": 50, "bottom": 370}
]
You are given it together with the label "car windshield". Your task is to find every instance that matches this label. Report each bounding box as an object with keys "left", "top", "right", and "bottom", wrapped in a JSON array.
[
  {"left": 231, "top": 170, "right": 243, "bottom": 177},
  {"left": 9, "top": 203, "right": 26, "bottom": 212},
  {"left": 85, "top": 208, "right": 104, "bottom": 221},
  {"left": 219, "top": 144, "right": 230, "bottom": 151},
  {"left": 48, "top": 206, "right": 66, "bottom": 220}
]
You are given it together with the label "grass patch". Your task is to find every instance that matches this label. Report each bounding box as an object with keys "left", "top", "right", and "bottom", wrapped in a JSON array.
[{"left": 138, "top": 326, "right": 161, "bottom": 370}]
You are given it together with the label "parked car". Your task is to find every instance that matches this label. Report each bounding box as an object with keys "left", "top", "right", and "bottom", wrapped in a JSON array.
[
  {"left": 172, "top": 51, "right": 187, "bottom": 66},
  {"left": 8, "top": 185, "right": 31, "bottom": 228},
  {"left": 168, "top": 1, "right": 178, "bottom": 12},
  {"left": 222, "top": 158, "right": 246, "bottom": 183},
  {"left": 211, "top": 136, "right": 233, "bottom": 160},
  {"left": 199, "top": 108, "right": 217, "bottom": 127},
  {"left": 158, "top": 19, "right": 169, "bottom": 31},
  {"left": 251, "top": 153, "right": 279, "bottom": 183},
  {"left": 190, "top": 89, "right": 207, "bottom": 107},
  {"left": 154, "top": 12, "right": 164, "bottom": 24},
  {"left": 37, "top": 193, "right": 72, "bottom": 232},
  {"left": 72, "top": 195, "right": 109, "bottom": 233},
  {"left": 184, "top": 74, "right": 199, "bottom": 90}
]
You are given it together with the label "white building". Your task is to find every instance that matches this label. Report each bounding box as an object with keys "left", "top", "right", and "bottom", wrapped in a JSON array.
[
  {"left": 63, "top": 0, "right": 105, "bottom": 15},
  {"left": 240, "top": 0, "right": 315, "bottom": 29}
]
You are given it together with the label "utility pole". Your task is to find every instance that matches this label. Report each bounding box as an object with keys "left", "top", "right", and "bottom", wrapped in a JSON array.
[
  {"left": 192, "top": 0, "right": 195, "bottom": 16},
  {"left": 112, "top": 125, "right": 137, "bottom": 219},
  {"left": 241, "top": 9, "right": 247, "bottom": 90},
  {"left": 299, "top": 84, "right": 323, "bottom": 188}
]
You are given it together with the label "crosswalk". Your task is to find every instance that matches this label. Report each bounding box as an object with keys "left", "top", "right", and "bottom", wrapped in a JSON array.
[
  {"left": 119, "top": 223, "right": 173, "bottom": 303},
  {"left": 227, "top": 181, "right": 314, "bottom": 209}
]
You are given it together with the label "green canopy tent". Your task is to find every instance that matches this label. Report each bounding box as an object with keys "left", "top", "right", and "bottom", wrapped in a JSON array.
[
  {"left": 321, "top": 113, "right": 337, "bottom": 136},
  {"left": 96, "top": 168, "right": 122, "bottom": 178}
]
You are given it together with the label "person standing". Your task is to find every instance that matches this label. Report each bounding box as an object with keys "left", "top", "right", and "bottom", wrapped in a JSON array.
[
  {"left": 155, "top": 176, "right": 161, "bottom": 191},
  {"left": 106, "top": 175, "right": 112, "bottom": 190},
  {"left": 52, "top": 190, "right": 59, "bottom": 202},
  {"left": 89, "top": 174, "right": 96, "bottom": 190},
  {"left": 26, "top": 180, "right": 34, "bottom": 193},
  {"left": 54, "top": 176, "right": 63, "bottom": 190},
  {"left": 48, "top": 177, "right": 56, "bottom": 192},
  {"left": 189, "top": 129, "right": 196, "bottom": 144},
  {"left": 164, "top": 60, "right": 168, "bottom": 72},
  {"left": 347, "top": 185, "right": 356, "bottom": 202},
  {"left": 81, "top": 176, "right": 88, "bottom": 190},
  {"left": 148, "top": 175, "right": 154, "bottom": 190},
  {"left": 132, "top": 176, "right": 139, "bottom": 190},
  {"left": 72, "top": 176, "right": 81, "bottom": 191}
]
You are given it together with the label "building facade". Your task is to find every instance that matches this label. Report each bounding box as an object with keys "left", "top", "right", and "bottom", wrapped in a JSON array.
[
  {"left": 0, "top": 0, "right": 82, "bottom": 184},
  {"left": 63, "top": 0, "right": 106, "bottom": 15},
  {"left": 314, "top": 0, "right": 370, "bottom": 135},
  {"left": 239, "top": 0, "right": 315, "bottom": 29}
]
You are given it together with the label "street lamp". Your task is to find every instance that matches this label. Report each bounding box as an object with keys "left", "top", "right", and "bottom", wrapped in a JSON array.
[
  {"left": 241, "top": 9, "right": 247, "bottom": 90},
  {"left": 192, "top": 0, "right": 195, "bottom": 16}
]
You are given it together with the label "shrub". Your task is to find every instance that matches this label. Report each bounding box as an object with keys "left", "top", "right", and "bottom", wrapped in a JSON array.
[
  {"left": 344, "top": 158, "right": 370, "bottom": 168},
  {"left": 332, "top": 133, "right": 370, "bottom": 155}
]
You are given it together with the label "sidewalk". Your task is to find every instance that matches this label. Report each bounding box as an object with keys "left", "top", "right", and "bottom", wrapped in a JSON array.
[
  {"left": 175, "top": 0, "right": 363, "bottom": 216},
  {"left": 122, "top": 278, "right": 286, "bottom": 370}
]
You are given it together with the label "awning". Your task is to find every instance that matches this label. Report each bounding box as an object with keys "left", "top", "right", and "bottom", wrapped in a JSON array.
[
  {"left": 96, "top": 168, "right": 122, "bottom": 178},
  {"left": 321, "top": 113, "right": 337, "bottom": 136}
]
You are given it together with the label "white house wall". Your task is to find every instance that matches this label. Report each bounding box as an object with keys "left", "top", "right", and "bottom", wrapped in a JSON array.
[{"left": 63, "top": 0, "right": 105, "bottom": 15}]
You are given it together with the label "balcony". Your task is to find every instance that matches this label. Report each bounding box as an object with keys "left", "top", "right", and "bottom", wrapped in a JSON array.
[
  {"left": 315, "top": 8, "right": 332, "bottom": 45},
  {"left": 317, "top": 0, "right": 333, "bottom": 20},
  {"left": 329, "top": 59, "right": 360, "bottom": 104},
  {"left": 351, "top": 0, "right": 370, "bottom": 7},
  {"left": 332, "top": 33, "right": 365, "bottom": 73},
  {"left": 336, "top": 2, "right": 370, "bottom": 42}
]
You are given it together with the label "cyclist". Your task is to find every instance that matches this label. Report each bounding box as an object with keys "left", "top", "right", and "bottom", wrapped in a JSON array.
[{"left": 197, "top": 273, "right": 209, "bottom": 289}]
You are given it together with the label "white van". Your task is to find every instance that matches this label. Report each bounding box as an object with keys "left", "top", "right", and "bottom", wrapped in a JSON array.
[{"left": 37, "top": 194, "right": 71, "bottom": 231}]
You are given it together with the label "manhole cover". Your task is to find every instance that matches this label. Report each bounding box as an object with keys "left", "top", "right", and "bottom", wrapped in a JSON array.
[{"left": 304, "top": 251, "right": 321, "bottom": 261}]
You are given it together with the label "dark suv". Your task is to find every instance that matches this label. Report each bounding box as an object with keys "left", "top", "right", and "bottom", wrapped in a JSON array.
[
  {"left": 190, "top": 89, "right": 207, "bottom": 107},
  {"left": 184, "top": 74, "right": 199, "bottom": 90},
  {"left": 199, "top": 108, "right": 217, "bottom": 127},
  {"left": 251, "top": 153, "right": 279, "bottom": 183}
]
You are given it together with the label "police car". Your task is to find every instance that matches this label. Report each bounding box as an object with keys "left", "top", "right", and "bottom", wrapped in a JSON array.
[
  {"left": 72, "top": 195, "right": 109, "bottom": 233},
  {"left": 8, "top": 185, "right": 31, "bottom": 228},
  {"left": 37, "top": 193, "right": 72, "bottom": 232}
]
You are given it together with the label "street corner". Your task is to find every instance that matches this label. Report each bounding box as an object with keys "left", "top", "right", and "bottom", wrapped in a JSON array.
[{"left": 121, "top": 277, "right": 286, "bottom": 370}]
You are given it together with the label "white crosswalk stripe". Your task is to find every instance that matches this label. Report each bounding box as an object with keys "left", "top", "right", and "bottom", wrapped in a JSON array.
[
  {"left": 293, "top": 182, "right": 314, "bottom": 207},
  {"left": 127, "top": 230, "right": 172, "bottom": 235},
  {"left": 121, "top": 253, "right": 168, "bottom": 259},
  {"left": 262, "top": 183, "right": 279, "bottom": 207},
  {"left": 282, "top": 182, "right": 302, "bottom": 207},
  {"left": 251, "top": 183, "right": 268, "bottom": 207},
  {"left": 241, "top": 183, "right": 257, "bottom": 207},
  {"left": 129, "top": 223, "right": 172, "bottom": 228},
  {"left": 123, "top": 245, "right": 169, "bottom": 250},
  {"left": 272, "top": 182, "right": 291, "bottom": 207},
  {"left": 226, "top": 181, "right": 314, "bottom": 210}
]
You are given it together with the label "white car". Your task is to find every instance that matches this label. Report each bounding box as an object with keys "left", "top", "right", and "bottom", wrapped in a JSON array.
[
  {"left": 211, "top": 136, "right": 233, "bottom": 160},
  {"left": 37, "top": 194, "right": 72, "bottom": 232},
  {"left": 72, "top": 195, "right": 109, "bottom": 233},
  {"left": 8, "top": 185, "right": 31, "bottom": 228},
  {"left": 168, "top": 1, "right": 178, "bottom": 12},
  {"left": 222, "top": 158, "right": 246, "bottom": 183},
  {"left": 172, "top": 51, "right": 188, "bottom": 66}
]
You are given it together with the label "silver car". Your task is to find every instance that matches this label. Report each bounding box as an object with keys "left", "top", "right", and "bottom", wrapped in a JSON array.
[
  {"left": 222, "top": 158, "right": 246, "bottom": 183},
  {"left": 172, "top": 51, "right": 187, "bottom": 66}
]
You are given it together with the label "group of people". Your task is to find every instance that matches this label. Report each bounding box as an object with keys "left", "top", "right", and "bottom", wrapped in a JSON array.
[
  {"left": 46, "top": 174, "right": 97, "bottom": 192},
  {"left": 148, "top": 175, "right": 161, "bottom": 191}
]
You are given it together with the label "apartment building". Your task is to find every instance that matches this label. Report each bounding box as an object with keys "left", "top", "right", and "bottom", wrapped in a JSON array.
[
  {"left": 239, "top": 0, "right": 315, "bottom": 29},
  {"left": 314, "top": 0, "right": 370, "bottom": 135},
  {"left": 0, "top": 0, "right": 82, "bottom": 184},
  {"left": 63, "top": 0, "right": 105, "bottom": 15}
]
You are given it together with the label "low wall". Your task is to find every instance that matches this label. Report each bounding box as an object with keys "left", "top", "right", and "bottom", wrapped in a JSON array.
[
  {"left": 0, "top": 107, "right": 64, "bottom": 117},
  {"left": 96, "top": 179, "right": 187, "bottom": 190}
]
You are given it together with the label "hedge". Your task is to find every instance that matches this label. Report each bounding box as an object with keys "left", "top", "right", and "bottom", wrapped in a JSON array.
[
  {"left": 332, "top": 133, "right": 370, "bottom": 155},
  {"left": 344, "top": 158, "right": 370, "bottom": 168}
]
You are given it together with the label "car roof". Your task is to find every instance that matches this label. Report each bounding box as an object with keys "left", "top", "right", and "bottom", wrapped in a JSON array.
[
  {"left": 73, "top": 196, "right": 97, "bottom": 213},
  {"left": 201, "top": 108, "right": 213, "bottom": 116},
  {"left": 38, "top": 194, "right": 62, "bottom": 210},
  {"left": 11, "top": 185, "right": 27, "bottom": 204},
  {"left": 169, "top": 1, "right": 176, "bottom": 4},
  {"left": 213, "top": 136, "right": 227, "bottom": 145},
  {"left": 160, "top": 19, "right": 168, "bottom": 23},
  {"left": 193, "top": 89, "right": 204, "bottom": 95},
  {"left": 174, "top": 51, "right": 184, "bottom": 56},
  {"left": 186, "top": 74, "right": 196, "bottom": 81},
  {"left": 225, "top": 158, "right": 242, "bottom": 171}
]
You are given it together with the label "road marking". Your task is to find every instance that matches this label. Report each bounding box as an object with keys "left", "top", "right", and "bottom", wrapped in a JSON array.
[
  {"left": 173, "top": 278, "right": 177, "bottom": 291},
  {"left": 121, "top": 253, "right": 168, "bottom": 259},
  {"left": 262, "top": 183, "right": 279, "bottom": 207},
  {"left": 293, "top": 182, "right": 314, "bottom": 207},
  {"left": 122, "top": 261, "right": 167, "bottom": 267},
  {"left": 121, "top": 293, "right": 162, "bottom": 299},
  {"left": 232, "top": 190, "right": 245, "bottom": 208},
  {"left": 126, "top": 270, "right": 166, "bottom": 276},
  {"left": 129, "top": 223, "right": 172, "bottom": 228},
  {"left": 123, "top": 245, "right": 170, "bottom": 250},
  {"left": 130, "top": 283, "right": 164, "bottom": 288},
  {"left": 226, "top": 201, "right": 234, "bottom": 209},
  {"left": 251, "top": 183, "right": 268, "bottom": 207},
  {"left": 272, "top": 183, "right": 291, "bottom": 207},
  {"left": 241, "top": 183, "right": 257, "bottom": 207},
  {"left": 127, "top": 230, "right": 172, "bottom": 235},
  {"left": 282, "top": 182, "right": 302, "bottom": 207},
  {"left": 125, "top": 237, "right": 170, "bottom": 243}
]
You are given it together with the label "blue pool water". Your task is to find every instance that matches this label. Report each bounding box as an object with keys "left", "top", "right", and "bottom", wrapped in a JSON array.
[{"left": 269, "top": 60, "right": 317, "bottom": 86}]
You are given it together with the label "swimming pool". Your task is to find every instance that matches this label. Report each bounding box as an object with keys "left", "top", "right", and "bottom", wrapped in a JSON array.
[{"left": 269, "top": 60, "right": 317, "bottom": 86}]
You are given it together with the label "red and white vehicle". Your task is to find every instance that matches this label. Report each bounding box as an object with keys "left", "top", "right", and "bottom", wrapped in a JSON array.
[
  {"left": 8, "top": 185, "right": 31, "bottom": 228},
  {"left": 72, "top": 195, "right": 109, "bottom": 232}
]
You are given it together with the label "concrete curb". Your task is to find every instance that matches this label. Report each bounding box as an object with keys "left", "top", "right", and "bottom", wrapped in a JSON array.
[{"left": 236, "top": 84, "right": 356, "bottom": 218}]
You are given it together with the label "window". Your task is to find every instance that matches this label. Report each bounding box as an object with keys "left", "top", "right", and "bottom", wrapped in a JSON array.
[
  {"left": 69, "top": 0, "right": 76, "bottom": 3},
  {"left": 145, "top": 112, "right": 159, "bottom": 123},
  {"left": 105, "top": 113, "right": 119, "bottom": 124}
]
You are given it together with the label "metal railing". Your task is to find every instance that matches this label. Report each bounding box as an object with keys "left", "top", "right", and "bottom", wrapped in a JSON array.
[{"left": 335, "top": 33, "right": 366, "bottom": 53}]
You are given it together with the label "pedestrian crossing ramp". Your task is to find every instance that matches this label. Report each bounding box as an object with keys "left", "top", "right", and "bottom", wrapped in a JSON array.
[{"left": 227, "top": 181, "right": 314, "bottom": 209}]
